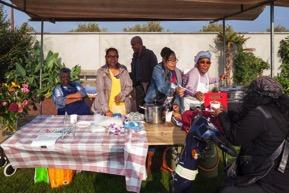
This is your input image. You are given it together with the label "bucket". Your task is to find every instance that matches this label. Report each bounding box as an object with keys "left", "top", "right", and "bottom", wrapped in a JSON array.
[{"left": 198, "top": 142, "right": 219, "bottom": 178}]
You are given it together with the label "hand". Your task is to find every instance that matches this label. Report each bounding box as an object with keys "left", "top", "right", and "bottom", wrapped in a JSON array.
[
  {"left": 114, "top": 94, "right": 122, "bottom": 103},
  {"left": 105, "top": 111, "right": 113, "bottom": 117},
  {"left": 195, "top": 91, "right": 204, "bottom": 101},
  {"left": 176, "top": 87, "right": 185, "bottom": 97},
  {"left": 211, "top": 105, "right": 225, "bottom": 117},
  {"left": 172, "top": 104, "right": 180, "bottom": 113},
  {"left": 220, "top": 74, "right": 227, "bottom": 81}
]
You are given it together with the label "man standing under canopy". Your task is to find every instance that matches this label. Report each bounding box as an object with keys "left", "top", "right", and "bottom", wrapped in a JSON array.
[{"left": 130, "top": 36, "right": 158, "bottom": 112}]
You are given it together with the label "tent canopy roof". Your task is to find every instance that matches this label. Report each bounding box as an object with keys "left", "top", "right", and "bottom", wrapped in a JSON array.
[{"left": 9, "top": 0, "right": 289, "bottom": 21}]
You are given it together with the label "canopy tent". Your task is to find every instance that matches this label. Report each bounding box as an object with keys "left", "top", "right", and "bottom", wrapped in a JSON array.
[
  {"left": 6, "top": 0, "right": 289, "bottom": 21},
  {"left": 1, "top": 0, "right": 289, "bottom": 114}
]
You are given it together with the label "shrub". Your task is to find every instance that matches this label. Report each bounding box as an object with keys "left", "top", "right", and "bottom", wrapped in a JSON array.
[
  {"left": 6, "top": 42, "right": 81, "bottom": 100},
  {"left": 234, "top": 51, "right": 269, "bottom": 86},
  {"left": 276, "top": 36, "right": 289, "bottom": 94},
  {"left": 0, "top": 5, "right": 34, "bottom": 83}
]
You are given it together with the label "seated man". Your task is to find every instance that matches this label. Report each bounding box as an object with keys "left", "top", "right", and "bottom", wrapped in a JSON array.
[{"left": 52, "top": 67, "right": 91, "bottom": 115}]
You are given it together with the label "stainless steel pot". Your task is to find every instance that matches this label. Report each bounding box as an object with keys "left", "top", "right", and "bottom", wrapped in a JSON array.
[
  {"left": 140, "top": 104, "right": 165, "bottom": 124},
  {"left": 219, "top": 86, "right": 245, "bottom": 112}
]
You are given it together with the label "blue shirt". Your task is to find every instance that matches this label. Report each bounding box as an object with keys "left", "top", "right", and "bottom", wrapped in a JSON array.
[{"left": 145, "top": 64, "right": 184, "bottom": 110}]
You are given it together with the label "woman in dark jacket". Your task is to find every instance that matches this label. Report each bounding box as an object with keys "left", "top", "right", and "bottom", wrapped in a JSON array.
[{"left": 213, "top": 76, "right": 289, "bottom": 193}]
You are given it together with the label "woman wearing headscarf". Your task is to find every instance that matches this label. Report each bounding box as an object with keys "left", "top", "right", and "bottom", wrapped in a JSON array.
[
  {"left": 213, "top": 76, "right": 289, "bottom": 193},
  {"left": 52, "top": 67, "right": 91, "bottom": 115},
  {"left": 183, "top": 50, "right": 224, "bottom": 110},
  {"left": 91, "top": 47, "right": 133, "bottom": 116}
]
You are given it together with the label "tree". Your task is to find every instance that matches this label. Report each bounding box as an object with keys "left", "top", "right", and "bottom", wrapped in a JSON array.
[
  {"left": 200, "top": 23, "right": 234, "bottom": 33},
  {"left": 71, "top": 23, "right": 107, "bottom": 32},
  {"left": 266, "top": 24, "right": 289, "bottom": 32},
  {"left": 0, "top": 5, "right": 34, "bottom": 83},
  {"left": 276, "top": 36, "right": 289, "bottom": 94},
  {"left": 123, "top": 21, "right": 164, "bottom": 32},
  {"left": 207, "top": 24, "right": 269, "bottom": 86}
]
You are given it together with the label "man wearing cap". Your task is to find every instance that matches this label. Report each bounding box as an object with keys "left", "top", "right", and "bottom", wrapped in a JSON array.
[
  {"left": 183, "top": 50, "right": 224, "bottom": 111},
  {"left": 130, "top": 36, "right": 158, "bottom": 112}
]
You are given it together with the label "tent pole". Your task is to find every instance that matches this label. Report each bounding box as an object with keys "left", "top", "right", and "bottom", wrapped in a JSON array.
[
  {"left": 222, "top": 19, "right": 226, "bottom": 86},
  {"left": 39, "top": 20, "right": 44, "bottom": 115},
  {"left": 270, "top": 1, "right": 275, "bottom": 77}
]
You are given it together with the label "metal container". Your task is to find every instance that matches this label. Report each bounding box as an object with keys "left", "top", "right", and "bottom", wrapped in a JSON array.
[
  {"left": 219, "top": 86, "right": 245, "bottom": 112},
  {"left": 140, "top": 104, "right": 165, "bottom": 124}
]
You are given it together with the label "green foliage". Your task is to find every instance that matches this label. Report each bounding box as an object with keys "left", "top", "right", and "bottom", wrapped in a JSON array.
[
  {"left": 216, "top": 30, "right": 249, "bottom": 51},
  {"left": 123, "top": 21, "right": 164, "bottom": 32},
  {"left": 200, "top": 23, "right": 234, "bottom": 33},
  {"left": 6, "top": 42, "right": 81, "bottom": 99},
  {"left": 266, "top": 24, "right": 289, "bottom": 32},
  {"left": 0, "top": 5, "right": 34, "bottom": 83},
  {"left": 71, "top": 23, "right": 107, "bottom": 32},
  {"left": 234, "top": 51, "right": 269, "bottom": 85},
  {"left": 276, "top": 36, "right": 289, "bottom": 94}
]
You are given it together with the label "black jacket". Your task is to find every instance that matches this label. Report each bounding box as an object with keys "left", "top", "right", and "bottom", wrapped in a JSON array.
[
  {"left": 219, "top": 104, "right": 289, "bottom": 193},
  {"left": 130, "top": 46, "right": 157, "bottom": 85}
]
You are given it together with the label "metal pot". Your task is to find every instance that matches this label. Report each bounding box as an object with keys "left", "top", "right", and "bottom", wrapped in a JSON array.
[
  {"left": 219, "top": 86, "right": 245, "bottom": 112},
  {"left": 140, "top": 104, "right": 165, "bottom": 124}
]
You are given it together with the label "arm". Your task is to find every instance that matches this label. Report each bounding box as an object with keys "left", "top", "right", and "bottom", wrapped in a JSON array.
[
  {"left": 150, "top": 52, "right": 158, "bottom": 71},
  {"left": 185, "top": 68, "right": 199, "bottom": 96},
  {"left": 52, "top": 85, "right": 65, "bottom": 109},
  {"left": 92, "top": 69, "right": 109, "bottom": 114},
  {"left": 209, "top": 76, "right": 219, "bottom": 84},
  {"left": 153, "top": 66, "right": 172, "bottom": 95},
  {"left": 218, "top": 109, "right": 265, "bottom": 146},
  {"left": 65, "top": 82, "right": 87, "bottom": 104},
  {"left": 118, "top": 70, "right": 133, "bottom": 101}
]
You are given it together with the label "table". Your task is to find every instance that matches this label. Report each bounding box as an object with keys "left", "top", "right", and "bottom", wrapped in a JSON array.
[
  {"left": 1, "top": 115, "right": 148, "bottom": 193},
  {"left": 145, "top": 122, "right": 186, "bottom": 145}
]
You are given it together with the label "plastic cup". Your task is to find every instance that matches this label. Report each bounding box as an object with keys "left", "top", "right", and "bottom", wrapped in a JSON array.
[{"left": 70, "top": 114, "right": 78, "bottom": 124}]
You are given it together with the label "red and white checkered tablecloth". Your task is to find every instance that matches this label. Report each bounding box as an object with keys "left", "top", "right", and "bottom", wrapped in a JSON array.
[{"left": 1, "top": 115, "right": 148, "bottom": 193}]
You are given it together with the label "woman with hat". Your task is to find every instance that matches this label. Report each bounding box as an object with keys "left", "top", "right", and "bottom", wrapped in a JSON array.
[
  {"left": 213, "top": 76, "right": 289, "bottom": 193},
  {"left": 183, "top": 50, "right": 224, "bottom": 110}
]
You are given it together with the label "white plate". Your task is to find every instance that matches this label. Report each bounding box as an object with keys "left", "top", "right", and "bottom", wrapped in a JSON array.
[{"left": 76, "top": 121, "right": 91, "bottom": 128}]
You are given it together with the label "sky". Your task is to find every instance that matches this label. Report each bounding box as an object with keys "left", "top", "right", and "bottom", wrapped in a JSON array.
[{"left": 2, "top": 5, "right": 289, "bottom": 33}]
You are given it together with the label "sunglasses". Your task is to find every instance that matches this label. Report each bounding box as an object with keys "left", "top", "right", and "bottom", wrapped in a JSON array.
[
  {"left": 167, "top": 59, "right": 178, "bottom": 63},
  {"left": 107, "top": 55, "right": 119, "bottom": 59},
  {"left": 199, "top": 60, "right": 211, "bottom": 65}
]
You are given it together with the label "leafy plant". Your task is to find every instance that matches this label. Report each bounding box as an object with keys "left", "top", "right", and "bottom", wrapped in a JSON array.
[
  {"left": 234, "top": 51, "right": 269, "bottom": 85},
  {"left": 276, "top": 36, "right": 289, "bottom": 94},
  {"left": 6, "top": 41, "right": 81, "bottom": 100}
]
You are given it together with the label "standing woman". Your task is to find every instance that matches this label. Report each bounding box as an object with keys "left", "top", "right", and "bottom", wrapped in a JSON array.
[
  {"left": 91, "top": 48, "right": 133, "bottom": 116},
  {"left": 52, "top": 67, "right": 91, "bottom": 115}
]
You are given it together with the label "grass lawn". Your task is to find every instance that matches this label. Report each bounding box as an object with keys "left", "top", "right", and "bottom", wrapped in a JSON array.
[{"left": 0, "top": 162, "right": 226, "bottom": 193}]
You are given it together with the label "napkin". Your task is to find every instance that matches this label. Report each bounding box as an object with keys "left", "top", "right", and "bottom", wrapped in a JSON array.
[{"left": 31, "top": 133, "right": 63, "bottom": 147}]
